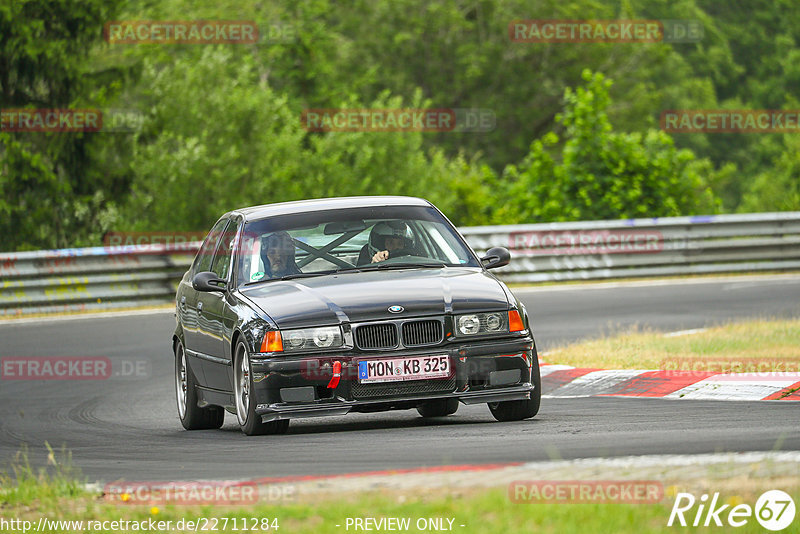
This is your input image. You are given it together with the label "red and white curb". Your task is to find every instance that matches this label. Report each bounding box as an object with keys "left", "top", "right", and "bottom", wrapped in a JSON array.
[{"left": 540, "top": 364, "right": 800, "bottom": 401}]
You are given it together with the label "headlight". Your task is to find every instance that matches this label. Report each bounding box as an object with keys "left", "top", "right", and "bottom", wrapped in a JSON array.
[
  {"left": 457, "top": 315, "right": 481, "bottom": 335},
  {"left": 485, "top": 313, "right": 504, "bottom": 331},
  {"left": 285, "top": 330, "right": 306, "bottom": 349},
  {"left": 280, "top": 326, "right": 343, "bottom": 352},
  {"left": 313, "top": 327, "right": 336, "bottom": 348},
  {"left": 455, "top": 311, "right": 512, "bottom": 336}
]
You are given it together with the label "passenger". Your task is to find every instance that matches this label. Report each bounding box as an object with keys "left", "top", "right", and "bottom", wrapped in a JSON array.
[
  {"left": 261, "top": 231, "right": 302, "bottom": 279},
  {"left": 358, "top": 221, "right": 415, "bottom": 265}
]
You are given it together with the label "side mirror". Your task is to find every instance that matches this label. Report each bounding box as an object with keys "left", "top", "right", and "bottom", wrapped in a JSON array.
[
  {"left": 481, "top": 247, "right": 511, "bottom": 270},
  {"left": 192, "top": 271, "right": 227, "bottom": 292}
]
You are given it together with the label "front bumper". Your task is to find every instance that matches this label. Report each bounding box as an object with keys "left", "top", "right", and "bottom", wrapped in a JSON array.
[{"left": 249, "top": 336, "right": 536, "bottom": 422}]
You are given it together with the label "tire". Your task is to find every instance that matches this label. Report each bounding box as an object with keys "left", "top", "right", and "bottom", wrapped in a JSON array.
[
  {"left": 175, "top": 340, "right": 224, "bottom": 430},
  {"left": 233, "top": 340, "right": 290, "bottom": 436},
  {"left": 488, "top": 353, "right": 542, "bottom": 422},
  {"left": 417, "top": 398, "right": 459, "bottom": 418}
]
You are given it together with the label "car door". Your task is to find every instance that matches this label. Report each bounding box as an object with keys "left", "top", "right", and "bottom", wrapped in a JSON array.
[
  {"left": 196, "top": 218, "right": 240, "bottom": 391},
  {"left": 182, "top": 217, "right": 229, "bottom": 386}
]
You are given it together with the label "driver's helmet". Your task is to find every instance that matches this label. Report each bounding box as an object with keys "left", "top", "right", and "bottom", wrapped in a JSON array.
[{"left": 367, "top": 221, "right": 414, "bottom": 257}]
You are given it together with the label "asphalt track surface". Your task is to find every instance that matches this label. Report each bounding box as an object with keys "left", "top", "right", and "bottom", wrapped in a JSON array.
[{"left": 1, "top": 275, "right": 799, "bottom": 482}]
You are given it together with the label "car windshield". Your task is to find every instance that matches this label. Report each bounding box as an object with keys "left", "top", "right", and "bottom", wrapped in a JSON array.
[{"left": 237, "top": 205, "right": 479, "bottom": 285}]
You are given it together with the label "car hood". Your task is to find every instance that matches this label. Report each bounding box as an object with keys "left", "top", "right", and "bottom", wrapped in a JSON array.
[{"left": 239, "top": 268, "right": 510, "bottom": 329}]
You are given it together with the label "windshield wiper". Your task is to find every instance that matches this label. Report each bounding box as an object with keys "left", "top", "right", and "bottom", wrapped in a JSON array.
[
  {"left": 329, "top": 266, "right": 363, "bottom": 274},
  {"left": 358, "top": 261, "right": 448, "bottom": 272},
  {"left": 243, "top": 267, "right": 359, "bottom": 286},
  {"left": 273, "top": 270, "right": 338, "bottom": 281}
]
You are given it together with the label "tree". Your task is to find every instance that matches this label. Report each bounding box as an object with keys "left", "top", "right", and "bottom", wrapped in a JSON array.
[
  {"left": 119, "top": 49, "right": 494, "bottom": 231},
  {"left": 740, "top": 135, "right": 800, "bottom": 212},
  {"left": 0, "top": 0, "right": 126, "bottom": 251},
  {"left": 495, "top": 70, "right": 719, "bottom": 223}
]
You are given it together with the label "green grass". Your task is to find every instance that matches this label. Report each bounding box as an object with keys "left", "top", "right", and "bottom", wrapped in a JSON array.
[
  {"left": 3, "top": 448, "right": 799, "bottom": 532},
  {"left": 0, "top": 444, "right": 87, "bottom": 507},
  {"left": 3, "top": 480, "right": 799, "bottom": 533},
  {"left": 542, "top": 318, "right": 800, "bottom": 370}
]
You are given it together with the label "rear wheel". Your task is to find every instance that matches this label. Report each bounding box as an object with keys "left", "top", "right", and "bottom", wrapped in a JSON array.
[
  {"left": 417, "top": 398, "right": 459, "bottom": 418},
  {"left": 234, "top": 340, "right": 290, "bottom": 436},
  {"left": 488, "top": 354, "right": 542, "bottom": 422},
  {"left": 175, "top": 340, "right": 224, "bottom": 430}
]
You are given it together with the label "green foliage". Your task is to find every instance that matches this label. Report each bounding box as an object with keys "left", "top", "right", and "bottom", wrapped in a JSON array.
[
  {"left": 0, "top": 0, "right": 126, "bottom": 250},
  {"left": 495, "top": 71, "right": 719, "bottom": 222},
  {"left": 121, "top": 48, "right": 304, "bottom": 231},
  {"left": 0, "top": 132, "right": 62, "bottom": 250},
  {"left": 326, "top": 0, "right": 699, "bottom": 172},
  {"left": 2, "top": 0, "right": 799, "bottom": 251},
  {"left": 669, "top": 0, "right": 800, "bottom": 210},
  {"left": 120, "top": 49, "right": 492, "bottom": 230},
  {"left": 740, "top": 135, "right": 800, "bottom": 212},
  {"left": 0, "top": 443, "right": 86, "bottom": 506}
]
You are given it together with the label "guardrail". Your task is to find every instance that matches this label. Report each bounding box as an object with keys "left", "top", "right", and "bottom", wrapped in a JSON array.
[
  {"left": 1, "top": 212, "right": 799, "bottom": 317},
  {"left": 0, "top": 245, "right": 196, "bottom": 317},
  {"left": 465, "top": 211, "right": 800, "bottom": 283}
]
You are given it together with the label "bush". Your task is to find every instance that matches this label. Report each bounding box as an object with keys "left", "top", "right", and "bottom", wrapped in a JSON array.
[{"left": 494, "top": 70, "right": 720, "bottom": 223}]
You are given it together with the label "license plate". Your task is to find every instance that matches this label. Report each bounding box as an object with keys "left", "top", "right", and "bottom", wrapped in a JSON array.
[{"left": 358, "top": 355, "right": 450, "bottom": 383}]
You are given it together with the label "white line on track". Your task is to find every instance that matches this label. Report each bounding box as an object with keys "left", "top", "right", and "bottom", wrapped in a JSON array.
[
  {"left": 513, "top": 273, "right": 800, "bottom": 293},
  {"left": 520, "top": 451, "right": 800, "bottom": 469},
  {"left": 0, "top": 307, "right": 173, "bottom": 326}
]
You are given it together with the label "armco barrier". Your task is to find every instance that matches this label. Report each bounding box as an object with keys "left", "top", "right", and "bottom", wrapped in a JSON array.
[
  {"left": 466, "top": 212, "right": 800, "bottom": 283},
  {"left": 0, "top": 245, "right": 196, "bottom": 317},
  {"left": 1, "top": 212, "right": 799, "bottom": 317}
]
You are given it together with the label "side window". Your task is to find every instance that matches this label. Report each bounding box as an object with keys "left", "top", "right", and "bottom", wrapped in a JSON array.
[
  {"left": 193, "top": 218, "right": 228, "bottom": 274},
  {"left": 237, "top": 230, "right": 263, "bottom": 285},
  {"left": 211, "top": 219, "right": 239, "bottom": 280}
]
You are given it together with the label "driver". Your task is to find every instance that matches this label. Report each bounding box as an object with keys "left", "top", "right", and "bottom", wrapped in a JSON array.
[
  {"left": 358, "top": 221, "right": 415, "bottom": 265},
  {"left": 261, "top": 231, "right": 301, "bottom": 278}
]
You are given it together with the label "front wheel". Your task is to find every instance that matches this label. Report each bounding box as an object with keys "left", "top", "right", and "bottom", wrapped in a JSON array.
[
  {"left": 175, "top": 340, "right": 224, "bottom": 430},
  {"left": 234, "top": 341, "right": 289, "bottom": 436},
  {"left": 488, "top": 355, "right": 541, "bottom": 422}
]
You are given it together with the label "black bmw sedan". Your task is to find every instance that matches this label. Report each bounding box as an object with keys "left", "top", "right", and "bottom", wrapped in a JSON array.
[{"left": 173, "top": 196, "right": 541, "bottom": 435}]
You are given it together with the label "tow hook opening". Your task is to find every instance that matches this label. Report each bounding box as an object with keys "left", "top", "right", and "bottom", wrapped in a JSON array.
[{"left": 327, "top": 360, "right": 342, "bottom": 389}]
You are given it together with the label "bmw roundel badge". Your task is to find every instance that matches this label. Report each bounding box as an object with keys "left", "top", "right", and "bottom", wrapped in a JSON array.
[{"left": 388, "top": 305, "right": 404, "bottom": 313}]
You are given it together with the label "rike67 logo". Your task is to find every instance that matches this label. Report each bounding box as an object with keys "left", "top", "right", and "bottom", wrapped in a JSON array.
[{"left": 668, "top": 490, "right": 796, "bottom": 531}]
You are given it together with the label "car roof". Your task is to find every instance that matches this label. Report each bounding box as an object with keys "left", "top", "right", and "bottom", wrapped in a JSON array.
[{"left": 231, "top": 196, "right": 433, "bottom": 222}]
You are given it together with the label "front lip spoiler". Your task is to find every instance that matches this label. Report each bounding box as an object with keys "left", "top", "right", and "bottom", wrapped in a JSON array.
[{"left": 255, "top": 383, "right": 533, "bottom": 422}]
